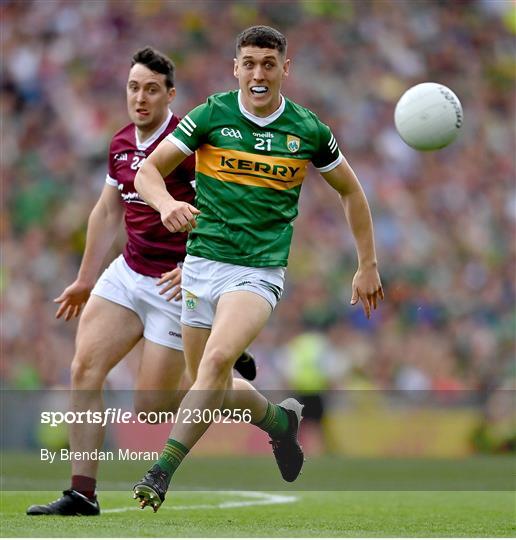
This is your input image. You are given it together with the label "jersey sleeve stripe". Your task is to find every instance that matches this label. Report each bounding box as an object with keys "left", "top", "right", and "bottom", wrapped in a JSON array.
[
  {"left": 183, "top": 115, "right": 197, "bottom": 129},
  {"left": 166, "top": 134, "right": 194, "bottom": 156},
  {"left": 177, "top": 122, "right": 193, "bottom": 136},
  {"left": 316, "top": 151, "right": 344, "bottom": 173},
  {"left": 105, "top": 174, "right": 118, "bottom": 187},
  {"left": 328, "top": 135, "right": 338, "bottom": 153}
]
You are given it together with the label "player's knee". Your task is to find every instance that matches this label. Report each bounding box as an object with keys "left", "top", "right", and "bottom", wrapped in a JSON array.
[
  {"left": 133, "top": 391, "right": 184, "bottom": 419},
  {"left": 70, "top": 350, "right": 107, "bottom": 389},
  {"left": 199, "top": 348, "right": 234, "bottom": 382},
  {"left": 133, "top": 404, "right": 176, "bottom": 424}
]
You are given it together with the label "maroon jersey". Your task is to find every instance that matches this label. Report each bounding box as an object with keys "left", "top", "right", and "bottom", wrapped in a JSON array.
[{"left": 107, "top": 111, "right": 195, "bottom": 277}]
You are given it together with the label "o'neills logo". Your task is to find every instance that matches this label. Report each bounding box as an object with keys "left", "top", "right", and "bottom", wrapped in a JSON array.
[{"left": 219, "top": 155, "right": 300, "bottom": 178}]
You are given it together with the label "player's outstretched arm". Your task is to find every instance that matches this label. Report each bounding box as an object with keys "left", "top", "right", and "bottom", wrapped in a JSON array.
[
  {"left": 322, "top": 159, "right": 384, "bottom": 319},
  {"left": 54, "top": 184, "right": 124, "bottom": 320},
  {"left": 135, "top": 140, "right": 200, "bottom": 233}
]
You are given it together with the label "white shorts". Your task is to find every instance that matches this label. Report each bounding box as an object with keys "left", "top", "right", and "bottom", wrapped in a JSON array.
[
  {"left": 91, "top": 254, "right": 183, "bottom": 350},
  {"left": 180, "top": 255, "right": 286, "bottom": 329}
]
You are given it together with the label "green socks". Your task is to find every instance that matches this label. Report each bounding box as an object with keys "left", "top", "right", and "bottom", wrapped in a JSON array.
[
  {"left": 157, "top": 439, "right": 189, "bottom": 475},
  {"left": 256, "top": 402, "right": 290, "bottom": 439},
  {"left": 157, "top": 405, "right": 289, "bottom": 477}
]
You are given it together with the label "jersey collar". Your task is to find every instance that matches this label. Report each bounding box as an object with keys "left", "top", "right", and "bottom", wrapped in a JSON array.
[
  {"left": 237, "top": 90, "right": 285, "bottom": 127},
  {"left": 135, "top": 109, "right": 173, "bottom": 151}
]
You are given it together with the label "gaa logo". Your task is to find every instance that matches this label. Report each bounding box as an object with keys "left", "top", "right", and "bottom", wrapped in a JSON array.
[{"left": 221, "top": 127, "right": 243, "bottom": 139}]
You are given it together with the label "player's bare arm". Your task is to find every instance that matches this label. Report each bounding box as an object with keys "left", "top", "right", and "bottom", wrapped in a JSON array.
[
  {"left": 134, "top": 140, "right": 200, "bottom": 233},
  {"left": 322, "top": 159, "right": 384, "bottom": 319},
  {"left": 54, "top": 184, "right": 124, "bottom": 321}
]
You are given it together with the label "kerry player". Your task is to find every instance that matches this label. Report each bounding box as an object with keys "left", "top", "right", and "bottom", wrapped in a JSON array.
[
  {"left": 133, "top": 26, "right": 383, "bottom": 511},
  {"left": 26, "top": 47, "right": 255, "bottom": 516}
]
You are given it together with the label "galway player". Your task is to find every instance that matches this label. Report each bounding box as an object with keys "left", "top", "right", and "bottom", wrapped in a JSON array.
[{"left": 27, "top": 47, "right": 255, "bottom": 516}]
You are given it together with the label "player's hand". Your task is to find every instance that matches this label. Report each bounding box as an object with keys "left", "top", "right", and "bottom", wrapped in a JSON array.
[
  {"left": 156, "top": 267, "right": 182, "bottom": 301},
  {"left": 54, "top": 280, "right": 93, "bottom": 321},
  {"left": 350, "top": 264, "right": 384, "bottom": 319},
  {"left": 159, "top": 199, "right": 200, "bottom": 233}
]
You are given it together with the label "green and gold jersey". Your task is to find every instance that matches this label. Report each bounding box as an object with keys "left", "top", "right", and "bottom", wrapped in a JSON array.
[{"left": 167, "top": 90, "right": 342, "bottom": 267}]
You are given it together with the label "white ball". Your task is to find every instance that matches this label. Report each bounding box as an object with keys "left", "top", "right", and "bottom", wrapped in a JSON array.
[{"left": 394, "top": 82, "right": 463, "bottom": 151}]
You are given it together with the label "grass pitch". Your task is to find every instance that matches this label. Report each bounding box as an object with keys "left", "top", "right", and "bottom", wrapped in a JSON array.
[
  {"left": 1, "top": 490, "right": 514, "bottom": 537},
  {"left": 1, "top": 455, "right": 514, "bottom": 537}
]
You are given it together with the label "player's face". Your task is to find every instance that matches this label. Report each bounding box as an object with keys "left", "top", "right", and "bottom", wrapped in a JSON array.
[
  {"left": 126, "top": 63, "right": 175, "bottom": 134},
  {"left": 234, "top": 47, "right": 289, "bottom": 117}
]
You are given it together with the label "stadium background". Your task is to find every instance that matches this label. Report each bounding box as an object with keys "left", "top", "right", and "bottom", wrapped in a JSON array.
[{"left": 1, "top": 0, "right": 515, "bottom": 459}]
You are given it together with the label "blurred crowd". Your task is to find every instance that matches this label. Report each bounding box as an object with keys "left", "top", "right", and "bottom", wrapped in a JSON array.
[{"left": 2, "top": 0, "right": 515, "bottom": 413}]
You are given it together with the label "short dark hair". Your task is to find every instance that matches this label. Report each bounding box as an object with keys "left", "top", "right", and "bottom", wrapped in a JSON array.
[
  {"left": 236, "top": 26, "right": 287, "bottom": 57},
  {"left": 131, "top": 47, "right": 175, "bottom": 88}
]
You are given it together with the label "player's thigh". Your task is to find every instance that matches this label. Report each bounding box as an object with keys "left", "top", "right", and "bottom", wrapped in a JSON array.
[
  {"left": 134, "top": 340, "right": 188, "bottom": 414},
  {"left": 74, "top": 295, "right": 143, "bottom": 376},
  {"left": 181, "top": 325, "right": 211, "bottom": 382},
  {"left": 204, "top": 291, "right": 272, "bottom": 365},
  {"left": 135, "top": 280, "right": 192, "bottom": 389},
  {"left": 135, "top": 340, "right": 186, "bottom": 391}
]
